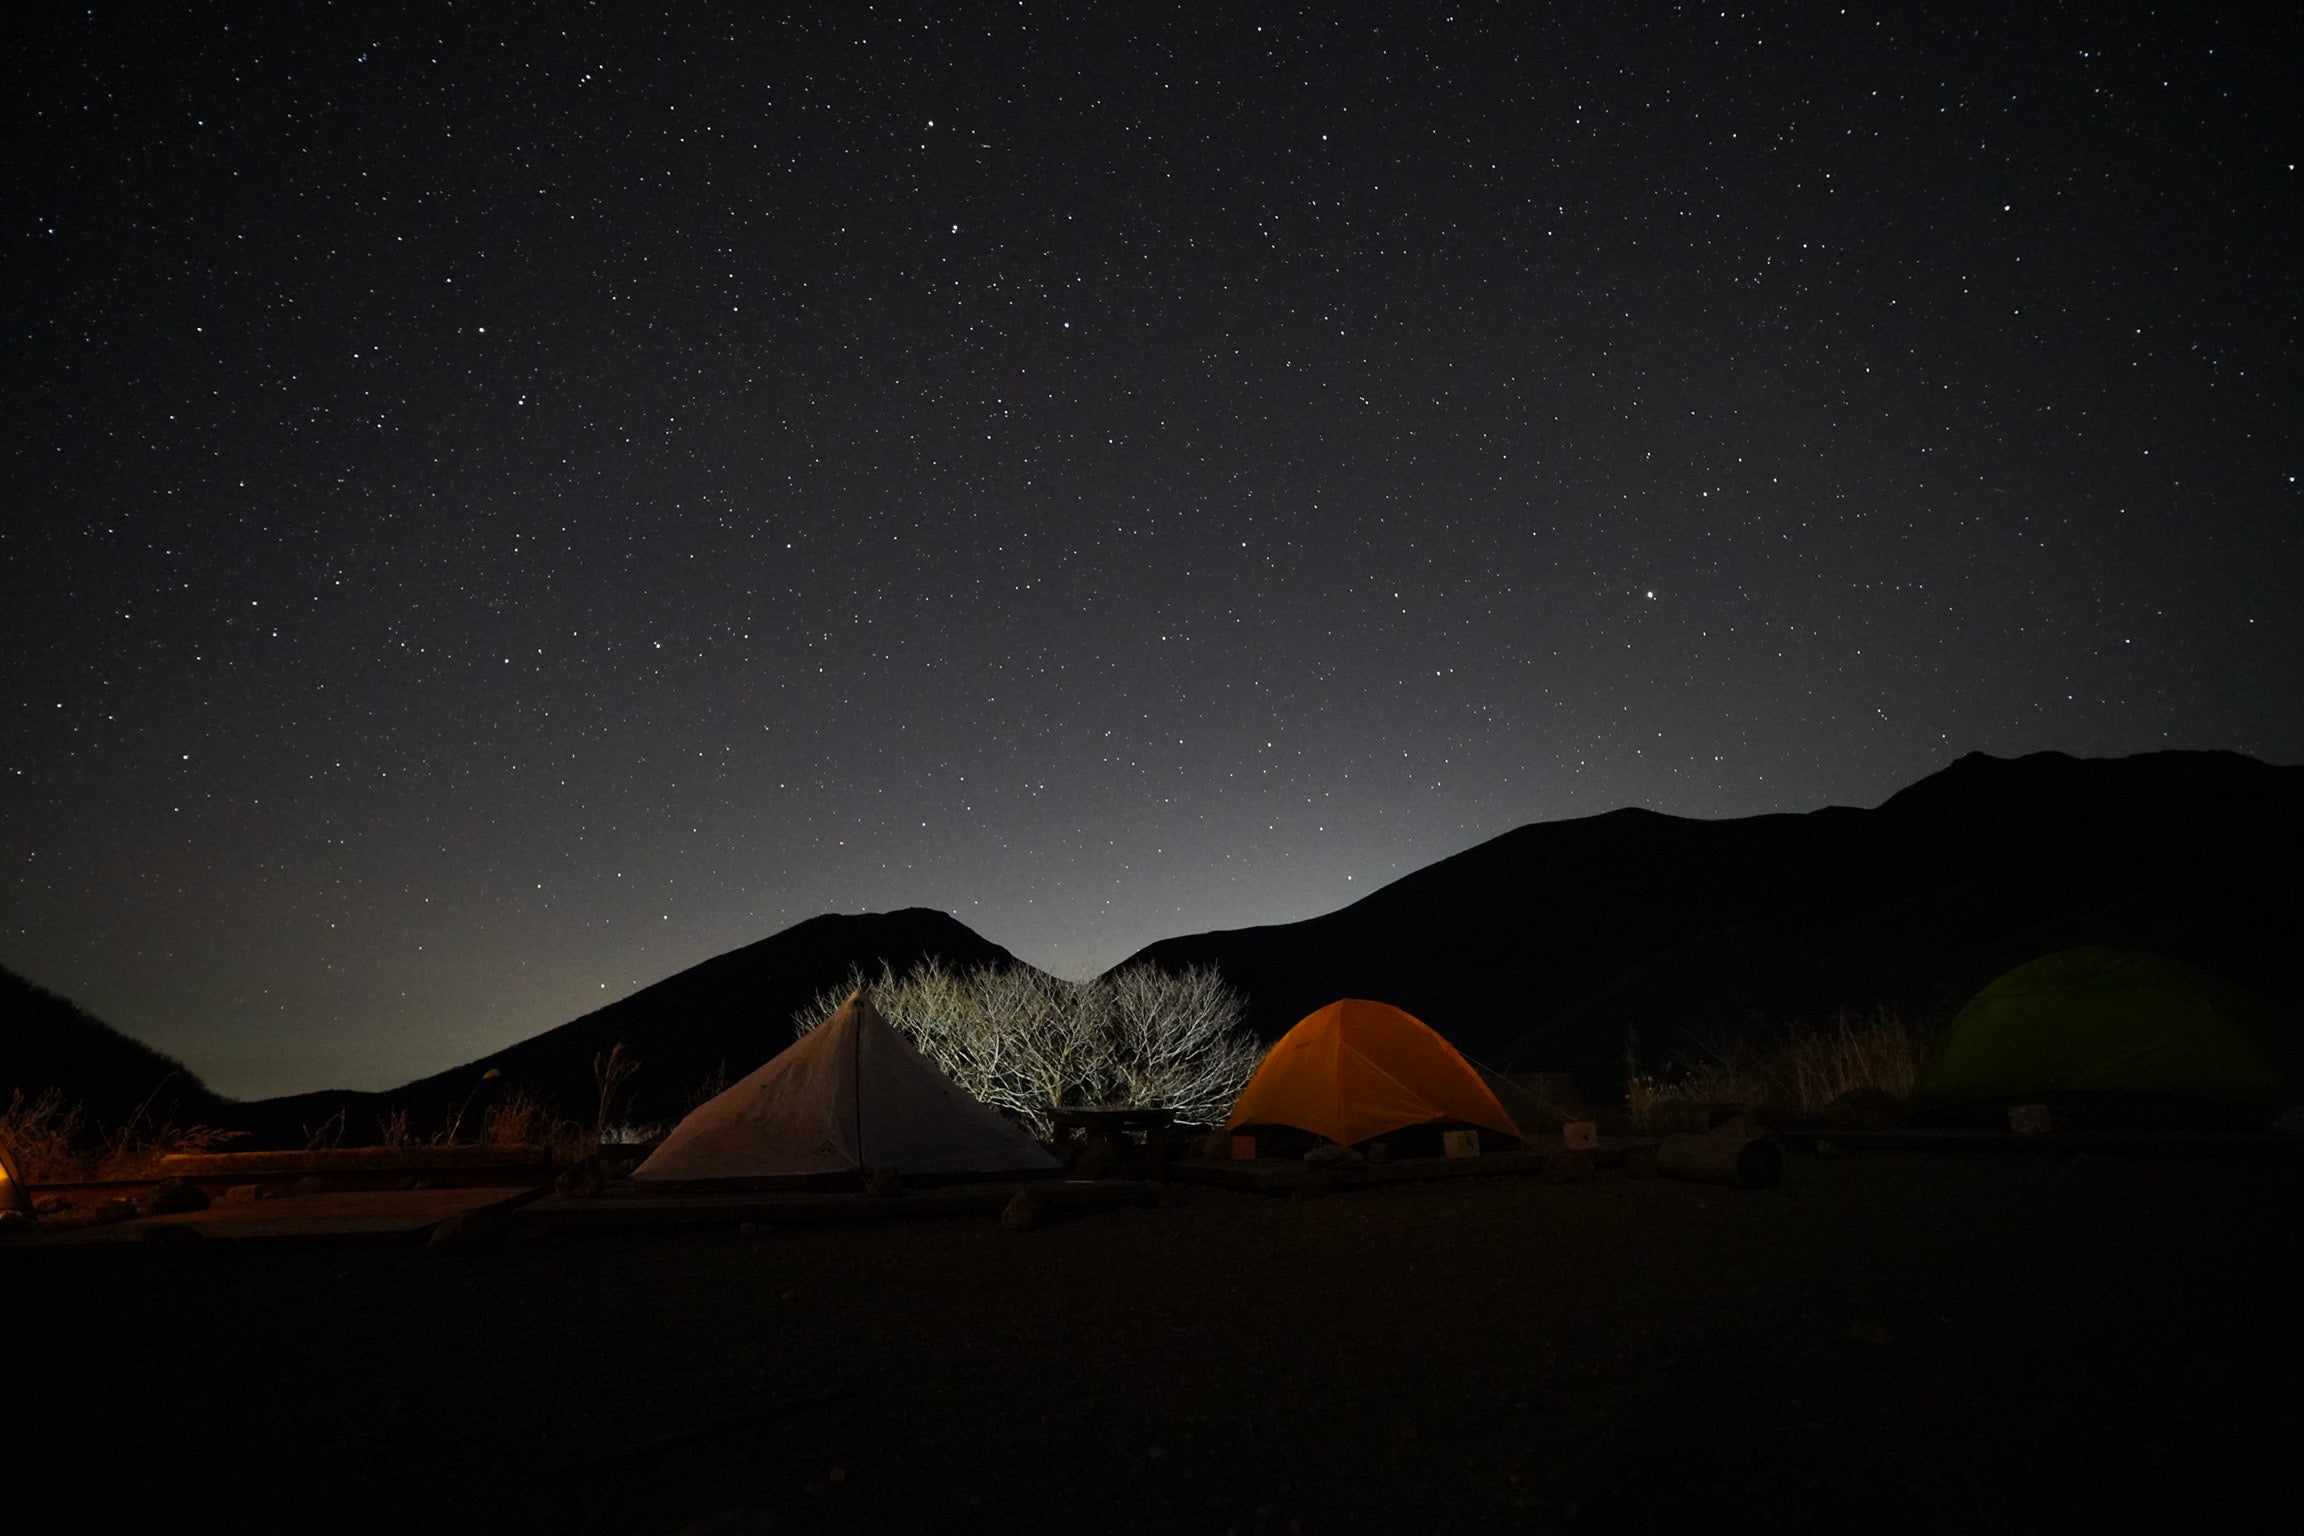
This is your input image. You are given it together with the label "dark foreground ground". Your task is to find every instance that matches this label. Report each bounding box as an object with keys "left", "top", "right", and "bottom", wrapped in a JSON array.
[{"left": 11, "top": 1149, "right": 2302, "bottom": 1534}]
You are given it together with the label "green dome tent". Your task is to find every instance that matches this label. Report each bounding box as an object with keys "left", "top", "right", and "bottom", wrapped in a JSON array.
[{"left": 1910, "top": 948, "right": 2304, "bottom": 1126}]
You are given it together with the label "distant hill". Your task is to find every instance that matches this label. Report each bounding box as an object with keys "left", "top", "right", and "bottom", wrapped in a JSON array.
[
  {"left": 0, "top": 964, "right": 231, "bottom": 1132},
  {"left": 1113, "top": 751, "right": 2303, "bottom": 1099},
  {"left": 239, "top": 907, "right": 1021, "bottom": 1146}
]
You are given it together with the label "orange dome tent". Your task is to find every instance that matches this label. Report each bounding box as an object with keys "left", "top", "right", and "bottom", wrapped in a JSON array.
[{"left": 1225, "top": 999, "right": 1522, "bottom": 1146}]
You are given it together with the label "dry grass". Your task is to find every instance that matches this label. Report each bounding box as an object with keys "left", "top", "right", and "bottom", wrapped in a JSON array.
[
  {"left": 0, "top": 1088, "right": 87, "bottom": 1182},
  {"left": 482, "top": 1088, "right": 552, "bottom": 1147},
  {"left": 371, "top": 1086, "right": 588, "bottom": 1157},
  {"left": 591, "top": 1044, "right": 639, "bottom": 1145},
  {"left": 0, "top": 1085, "right": 244, "bottom": 1180},
  {"left": 1629, "top": 1007, "right": 1932, "bottom": 1125},
  {"left": 4, "top": 1078, "right": 602, "bottom": 1180},
  {"left": 687, "top": 1061, "right": 730, "bottom": 1110}
]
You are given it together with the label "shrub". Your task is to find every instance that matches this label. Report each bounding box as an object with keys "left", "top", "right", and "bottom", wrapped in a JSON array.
[
  {"left": 796, "top": 959, "right": 1261, "bottom": 1137},
  {"left": 1629, "top": 1006, "right": 1933, "bottom": 1124}
]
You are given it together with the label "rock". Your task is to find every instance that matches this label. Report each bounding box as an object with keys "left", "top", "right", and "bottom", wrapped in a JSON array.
[
  {"left": 999, "top": 1189, "right": 1052, "bottom": 1231},
  {"left": 141, "top": 1223, "right": 204, "bottom": 1246},
  {"left": 290, "top": 1175, "right": 329, "bottom": 1195},
  {"left": 1302, "top": 1141, "right": 1365, "bottom": 1171},
  {"left": 1545, "top": 1152, "right": 1596, "bottom": 1184},
  {"left": 93, "top": 1198, "right": 140, "bottom": 1225},
  {"left": 2008, "top": 1103, "right": 2056, "bottom": 1135},
  {"left": 425, "top": 1205, "right": 513, "bottom": 1253},
  {"left": 221, "top": 1184, "right": 264, "bottom": 1203},
  {"left": 1823, "top": 1087, "right": 1903, "bottom": 1131},
  {"left": 554, "top": 1157, "right": 606, "bottom": 1198},
  {"left": 144, "top": 1178, "right": 210, "bottom": 1216},
  {"left": 1658, "top": 1132, "right": 1785, "bottom": 1188}
]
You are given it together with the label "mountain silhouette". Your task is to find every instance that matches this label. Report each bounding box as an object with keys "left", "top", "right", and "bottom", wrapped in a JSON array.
[
  {"left": 238, "top": 907, "right": 1020, "bottom": 1145},
  {"left": 8, "top": 752, "right": 2299, "bottom": 1141},
  {"left": 0, "top": 964, "right": 231, "bottom": 1132},
  {"left": 1114, "top": 750, "right": 2302, "bottom": 1097}
]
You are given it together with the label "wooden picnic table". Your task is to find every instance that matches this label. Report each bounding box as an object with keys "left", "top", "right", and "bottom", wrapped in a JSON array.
[{"left": 1047, "top": 1107, "right": 1176, "bottom": 1169}]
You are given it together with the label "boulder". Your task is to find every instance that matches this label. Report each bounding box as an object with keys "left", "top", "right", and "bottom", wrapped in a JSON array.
[
  {"left": 1658, "top": 1133, "right": 1784, "bottom": 1188},
  {"left": 553, "top": 1157, "right": 606, "bottom": 1198},
  {"left": 144, "top": 1178, "right": 210, "bottom": 1216},
  {"left": 1823, "top": 1087, "right": 1903, "bottom": 1131},
  {"left": 1545, "top": 1151, "right": 1596, "bottom": 1183},
  {"left": 999, "top": 1189, "right": 1052, "bottom": 1231},
  {"left": 425, "top": 1205, "right": 513, "bottom": 1253}
]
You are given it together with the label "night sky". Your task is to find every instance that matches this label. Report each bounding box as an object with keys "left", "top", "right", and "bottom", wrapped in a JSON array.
[{"left": 6, "top": 5, "right": 2298, "bottom": 1099}]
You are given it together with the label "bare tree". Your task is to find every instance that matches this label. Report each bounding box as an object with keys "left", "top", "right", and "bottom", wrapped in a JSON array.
[
  {"left": 796, "top": 960, "right": 1259, "bottom": 1135},
  {"left": 1100, "top": 962, "right": 1264, "bottom": 1125}
]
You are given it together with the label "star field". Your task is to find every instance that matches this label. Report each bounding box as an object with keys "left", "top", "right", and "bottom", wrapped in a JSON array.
[{"left": 5, "top": 5, "right": 2299, "bottom": 1096}]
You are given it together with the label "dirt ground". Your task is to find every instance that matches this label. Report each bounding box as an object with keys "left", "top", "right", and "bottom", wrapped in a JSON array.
[{"left": 11, "top": 1148, "right": 2301, "bottom": 1534}]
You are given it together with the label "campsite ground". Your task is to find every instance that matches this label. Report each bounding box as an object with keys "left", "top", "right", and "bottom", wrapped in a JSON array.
[{"left": 12, "top": 1149, "right": 2301, "bottom": 1534}]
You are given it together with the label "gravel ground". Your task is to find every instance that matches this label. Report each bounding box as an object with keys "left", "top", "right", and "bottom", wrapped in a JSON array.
[{"left": 11, "top": 1148, "right": 2301, "bottom": 1534}]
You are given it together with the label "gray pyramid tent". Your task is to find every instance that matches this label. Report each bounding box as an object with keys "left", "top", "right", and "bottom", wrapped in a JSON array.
[{"left": 633, "top": 990, "right": 1058, "bottom": 1181}]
